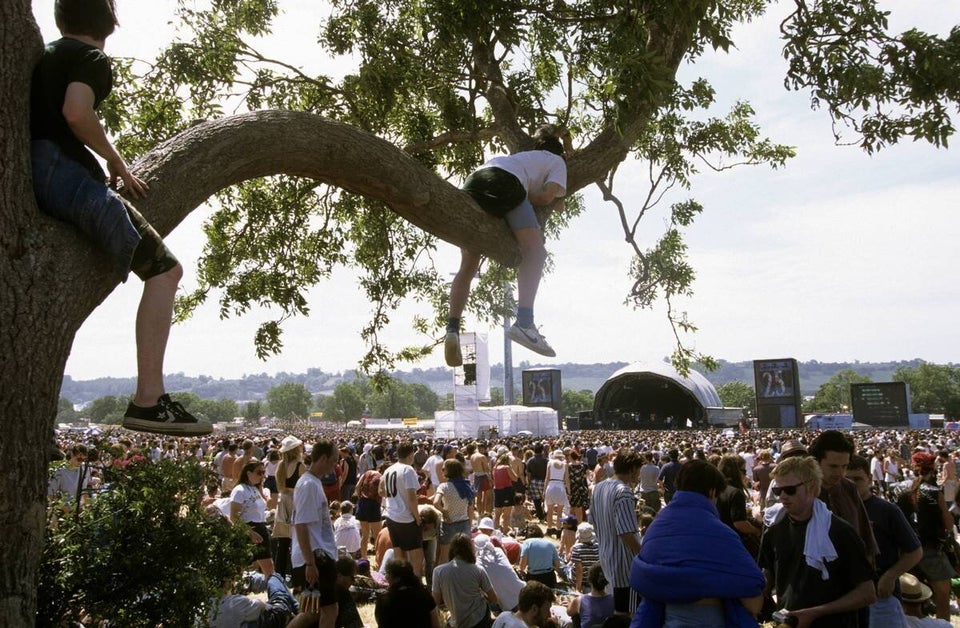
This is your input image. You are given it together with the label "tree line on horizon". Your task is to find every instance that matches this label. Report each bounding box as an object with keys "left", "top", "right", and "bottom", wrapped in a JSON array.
[{"left": 56, "top": 359, "right": 959, "bottom": 425}]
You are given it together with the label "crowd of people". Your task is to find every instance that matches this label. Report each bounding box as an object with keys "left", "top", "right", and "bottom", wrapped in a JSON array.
[{"left": 48, "top": 424, "right": 960, "bottom": 627}]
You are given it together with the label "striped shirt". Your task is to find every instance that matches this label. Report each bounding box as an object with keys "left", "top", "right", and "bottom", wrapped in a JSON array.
[
  {"left": 570, "top": 541, "right": 600, "bottom": 578},
  {"left": 589, "top": 477, "right": 639, "bottom": 588}
]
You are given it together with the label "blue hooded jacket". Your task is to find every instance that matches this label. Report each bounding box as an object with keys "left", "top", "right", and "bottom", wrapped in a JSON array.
[{"left": 629, "top": 490, "right": 765, "bottom": 628}]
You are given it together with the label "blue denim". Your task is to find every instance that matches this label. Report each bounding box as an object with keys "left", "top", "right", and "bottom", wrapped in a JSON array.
[{"left": 31, "top": 139, "right": 141, "bottom": 281}]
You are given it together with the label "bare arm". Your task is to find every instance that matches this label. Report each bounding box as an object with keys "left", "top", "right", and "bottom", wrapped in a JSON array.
[
  {"left": 62, "top": 82, "right": 147, "bottom": 197},
  {"left": 294, "top": 522, "right": 318, "bottom": 585},
  {"left": 877, "top": 546, "right": 923, "bottom": 598},
  {"left": 787, "top": 580, "right": 876, "bottom": 628},
  {"left": 406, "top": 488, "right": 421, "bottom": 525},
  {"left": 528, "top": 181, "right": 564, "bottom": 206},
  {"left": 620, "top": 530, "right": 641, "bottom": 556}
]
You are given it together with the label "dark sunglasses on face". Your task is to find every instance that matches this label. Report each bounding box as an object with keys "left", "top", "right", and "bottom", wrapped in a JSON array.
[{"left": 772, "top": 482, "right": 805, "bottom": 497}]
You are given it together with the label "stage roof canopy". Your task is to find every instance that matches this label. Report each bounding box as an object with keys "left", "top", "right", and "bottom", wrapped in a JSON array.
[{"left": 593, "top": 361, "right": 722, "bottom": 421}]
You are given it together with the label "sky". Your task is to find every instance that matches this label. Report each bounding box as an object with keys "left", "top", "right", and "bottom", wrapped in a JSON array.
[{"left": 35, "top": 1, "right": 960, "bottom": 382}]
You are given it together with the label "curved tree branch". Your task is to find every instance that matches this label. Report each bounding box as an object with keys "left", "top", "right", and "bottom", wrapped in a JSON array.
[{"left": 130, "top": 110, "right": 522, "bottom": 268}]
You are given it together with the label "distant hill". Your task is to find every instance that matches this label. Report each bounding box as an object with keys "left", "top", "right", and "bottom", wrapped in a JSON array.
[{"left": 60, "top": 359, "right": 933, "bottom": 405}]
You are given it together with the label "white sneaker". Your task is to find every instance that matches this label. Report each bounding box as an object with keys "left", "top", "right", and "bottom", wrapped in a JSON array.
[
  {"left": 444, "top": 331, "right": 463, "bottom": 367},
  {"left": 508, "top": 323, "right": 556, "bottom": 357}
]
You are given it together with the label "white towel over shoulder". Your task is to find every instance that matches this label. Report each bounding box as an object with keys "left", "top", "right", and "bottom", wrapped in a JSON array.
[{"left": 763, "top": 499, "right": 838, "bottom": 580}]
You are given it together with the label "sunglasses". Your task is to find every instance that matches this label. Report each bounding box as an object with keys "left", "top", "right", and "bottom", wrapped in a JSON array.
[{"left": 772, "top": 482, "right": 805, "bottom": 497}]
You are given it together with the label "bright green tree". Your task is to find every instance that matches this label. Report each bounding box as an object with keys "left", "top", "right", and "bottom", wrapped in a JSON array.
[
  {"left": 325, "top": 379, "right": 372, "bottom": 422},
  {"left": 265, "top": 382, "right": 313, "bottom": 419},
  {"left": 193, "top": 397, "right": 240, "bottom": 423},
  {"left": 407, "top": 382, "right": 441, "bottom": 418},
  {"left": 894, "top": 363, "right": 960, "bottom": 416},
  {"left": 716, "top": 381, "right": 757, "bottom": 416},
  {"left": 87, "top": 395, "right": 120, "bottom": 424},
  {"left": 370, "top": 383, "right": 418, "bottom": 419},
  {"left": 804, "top": 369, "right": 872, "bottom": 413},
  {"left": 561, "top": 389, "right": 595, "bottom": 417}
]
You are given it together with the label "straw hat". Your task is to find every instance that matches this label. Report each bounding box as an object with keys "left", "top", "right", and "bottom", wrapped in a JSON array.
[
  {"left": 899, "top": 573, "right": 932, "bottom": 603},
  {"left": 779, "top": 440, "right": 807, "bottom": 459},
  {"left": 279, "top": 436, "right": 303, "bottom": 453}
]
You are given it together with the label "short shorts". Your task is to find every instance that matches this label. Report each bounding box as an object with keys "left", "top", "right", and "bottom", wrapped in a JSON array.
[
  {"left": 385, "top": 517, "right": 423, "bottom": 551},
  {"left": 438, "top": 518, "right": 471, "bottom": 545},
  {"left": 291, "top": 549, "right": 338, "bottom": 604},
  {"left": 247, "top": 521, "right": 273, "bottom": 561},
  {"left": 355, "top": 497, "right": 382, "bottom": 522},
  {"left": 919, "top": 547, "right": 956, "bottom": 581},
  {"left": 462, "top": 167, "right": 539, "bottom": 231},
  {"left": 494, "top": 486, "right": 516, "bottom": 508}
]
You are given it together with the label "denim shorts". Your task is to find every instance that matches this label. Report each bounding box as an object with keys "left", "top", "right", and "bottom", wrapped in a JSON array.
[
  {"left": 31, "top": 140, "right": 177, "bottom": 281},
  {"left": 438, "top": 518, "right": 471, "bottom": 545}
]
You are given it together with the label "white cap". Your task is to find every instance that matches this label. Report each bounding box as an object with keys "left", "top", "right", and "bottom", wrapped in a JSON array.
[{"left": 478, "top": 516, "right": 495, "bottom": 530}]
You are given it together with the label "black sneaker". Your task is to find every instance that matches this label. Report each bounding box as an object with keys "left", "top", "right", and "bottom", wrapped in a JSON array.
[{"left": 122, "top": 394, "right": 212, "bottom": 436}]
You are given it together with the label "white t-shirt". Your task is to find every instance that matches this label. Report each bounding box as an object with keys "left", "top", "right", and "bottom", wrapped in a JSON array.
[
  {"left": 483, "top": 150, "right": 567, "bottom": 196},
  {"left": 230, "top": 483, "right": 267, "bottom": 523},
  {"left": 334, "top": 513, "right": 363, "bottom": 554},
  {"left": 425, "top": 454, "right": 444, "bottom": 487},
  {"left": 291, "top": 472, "right": 337, "bottom": 567},
  {"left": 492, "top": 611, "right": 529, "bottom": 628},
  {"left": 382, "top": 461, "right": 420, "bottom": 523}
]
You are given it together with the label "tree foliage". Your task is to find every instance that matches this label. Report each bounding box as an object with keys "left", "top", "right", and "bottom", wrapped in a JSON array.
[
  {"left": 101, "top": 0, "right": 959, "bottom": 378},
  {"left": 560, "top": 388, "right": 595, "bottom": 417},
  {"left": 716, "top": 380, "right": 756, "bottom": 416},
  {"left": 265, "top": 381, "right": 313, "bottom": 419},
  {"left": 894, "top": 362, "right": 960, "bottom": 416},
  {"left": 37, "top": 458, "right": 249, "bottom": 626},
  {"left": 803, "top": 368, "right": 872, "bottom": 413}
]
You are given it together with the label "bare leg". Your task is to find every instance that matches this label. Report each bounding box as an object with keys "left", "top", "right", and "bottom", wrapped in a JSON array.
[
  {"left": 448, "top": 249, "right": 482, "bottom": 319},
  {"left": 134, "top": 263, "right": 183, "bottom": 406},
  {"left": 512, "top": 227, "right": 546, "bottom": 309},
  {"left": 931, "top": 579, "right": 951, "bottom": 620},
  {"left": 406, "top": 546, "right": 425, "bottom": 578},
  {"left": 436, "top": 542, "right": 449, "bottom": 566},
  {"left": 256, "top": 557, "right": 275, "bottom": 578}
]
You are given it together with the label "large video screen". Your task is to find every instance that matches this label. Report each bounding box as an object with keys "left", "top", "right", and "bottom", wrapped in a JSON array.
[
  {"left": 522, "top": 369, "right": 561, "bottom": 410},
  {"left": 754, "top": 359, "right": 797, "bottom": 401},
  {"left": 851, "top": 382, "right": 910, "bottom": 427}
]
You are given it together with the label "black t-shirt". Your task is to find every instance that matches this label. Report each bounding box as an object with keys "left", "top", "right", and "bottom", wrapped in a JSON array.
[
  {"left": 30, "top": 37, "right": 113, "bottom": 179},
  {"left": 526, "top": 455, "right": 547, "bottom": 481},
  {"left": 759, "top": 514, "right": 873, "bottom": 628},
  {"left": 716, "top": 485, "right": 748, "bottom": 529},
  {"left": 374, "top": 584, "right": 437, "bottom": 628},
  {"left": 916, "top": 480, "right": 945, "bottom": 547},
  {"left": 863, "top": 495, "right": 920, "bottom": 597}
]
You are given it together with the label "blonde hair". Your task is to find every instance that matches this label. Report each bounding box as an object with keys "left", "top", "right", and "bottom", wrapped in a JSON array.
[{"left": 771, "top": 456, "right": 822, "bottom": 494}]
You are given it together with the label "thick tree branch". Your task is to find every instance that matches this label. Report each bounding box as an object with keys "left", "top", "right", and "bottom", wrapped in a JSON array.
[{"left": 130, "top": 110, "right": 522, "bottom": 267}]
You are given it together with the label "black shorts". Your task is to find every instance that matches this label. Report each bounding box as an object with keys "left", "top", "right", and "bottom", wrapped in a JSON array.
[
  {"left": 291, "top": 549, "right": 338, "bottom": 605},
  {"left": 462, "top": 167, "right": 526, "bottom": 218},
  {"left": 385, "top": 518, "right": 423, "bottom": 551},
  {"left": 248, "top": 521, "right": 273, "bottom": 561},
  {"left": 355, "top": 497, "right": 382, "bottom": 522},
  {"left": 125, "top": 199, "right": 179, "bottom": 281},
  {"left": 494, "top": 486, "right": 516, "bottom": 508}
]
